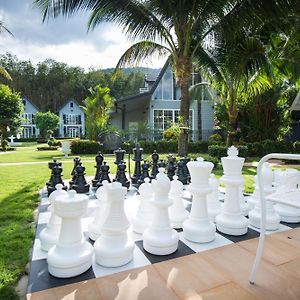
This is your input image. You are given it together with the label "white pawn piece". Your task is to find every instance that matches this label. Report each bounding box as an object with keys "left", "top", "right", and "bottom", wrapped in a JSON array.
[
  {"left": 88, "top": 181, "right": 109, "bottom": 241},
  {"left": 169, "top": 175, "right": 189, "bottom": 229},
  {"left": 143, "top": 168, "right": 179, "bottom": 255},
  {"left": 94, "top": 182, "right": 134, "bottom": 267},
  {"left": 39, "top": 184, "right": 68, "bottom": 251},
  {"left": 274, "top": 169, "right": 300, "bottom": 223},
  {"left": 207, "top": 174, "right": 222, "bottom": 222},
  {"left": 249, "top": 162, "right": 280, "bottom": 230},
  {"left": 183, "top": 158, "right": 216, "bottom": 243},
  {"left": 216, "top": 146, "right": 249, "bottom": 235},
  {"left": 132, "top": 178, "right": 154, "bottom": 234},
  {"left": 47, "top": 190, "right": 93, "bottom": 278}
]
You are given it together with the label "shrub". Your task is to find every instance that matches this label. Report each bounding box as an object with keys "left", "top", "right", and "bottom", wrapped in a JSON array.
[
  {"left": 70, "top": 139, "right": 100, "bottom": 154},
  {"left": 208, "top": 133, "right": 223, "bottom": 143},
  {"left": 0, "top": 146, "right": 15, "bottom": 152},
  {"left": 188, "top": 141, "right": 209, "bottom": 153},
  {"left": 1, "top": 139, "right": 8, "bottom": 151},
  {"left": 189, "top": 153, "right": 219, "bottom": 168},
  {"left": 37, "top": 146, "right": 59, "bottom": 151},
  {"left": 208, "top": 145, "right": 228, "bottom": 159},
  {"left": 294, "top": 141, "right": 300, "bottom": 153},
  {"left": 48, "top": 137, "right": 61, "bottom": 147},
  {"left": 163, "top": 124, "right": 180, "bottom": 141}
]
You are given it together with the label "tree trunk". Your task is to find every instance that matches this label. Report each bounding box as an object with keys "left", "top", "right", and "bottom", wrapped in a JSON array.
[
  {"left": 226, "top": 103, "right": 238, "bottom": 146},
  {"left": 177, "top": 56, "right": 192, "bottom": 157}
]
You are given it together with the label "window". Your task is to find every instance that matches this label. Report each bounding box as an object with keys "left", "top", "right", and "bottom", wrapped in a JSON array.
[
  {"left": 23, "top": 100, "right": 26, "bottom": 106},
  {"left": 70, "top": 102, "right": 74, "bottom": 108}
]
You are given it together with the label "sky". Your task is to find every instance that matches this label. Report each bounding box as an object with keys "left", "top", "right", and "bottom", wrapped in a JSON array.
[{"left": 0, "top": 0, "right": 165, "bottom": 70}]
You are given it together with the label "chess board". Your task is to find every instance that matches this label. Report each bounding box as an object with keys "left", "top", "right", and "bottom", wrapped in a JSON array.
[{"left": 27, "top": 187, "right": 300, "bottom": 295}]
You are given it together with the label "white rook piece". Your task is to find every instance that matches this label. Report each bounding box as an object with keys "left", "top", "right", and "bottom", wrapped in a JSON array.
[
  {"left": 143, "top": 168, "right": 179, "bottom": 255},
  {"left": 249, "top": 162, "right": 280, "bottom": 230},
  {"left": 274, "top": 169, "right": 300, "bottom": 223},
  {"left": 207, "top": 174, "right": 222, "bottom": 222},
  {"left": 183, "top": 157, "right": 215, "bottom": 243},
  {"left": 94, "top": 182, "right": 135, "bottom": 267},
  {"left": 47, "top": 190, "right": 93, "bottom": 278},
  {"left": 39, "top": 184, "right": 67, "bottom": 251},
  {"left": 216, "top": 146, "right": 249, "bottom": 235},
  {"left": 132, "top": 178, "right": 154, "bottom": 234},
  {"left": 88, "top": 181, "right": 109, "bottom": 241},
  {"left": 169, "top": 175, "right": 189, "bottom": 229}
]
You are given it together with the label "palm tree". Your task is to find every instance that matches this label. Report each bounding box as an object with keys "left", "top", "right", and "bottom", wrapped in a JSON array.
[
  {"left": 0, "top": 20, "right": 13, "bottom": 81},
  {"left": 33, "top": 0, "right": 295, "bottom": 154}
]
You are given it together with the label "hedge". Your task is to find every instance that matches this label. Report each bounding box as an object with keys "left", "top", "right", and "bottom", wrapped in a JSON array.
[
  {"left": 37, "top": 146, "right": 59, "bottom": 151},
  {"left": 71, "top": 140, "right": 100, "bottom": 154},
  {"left": 0, "top": 147, "right": 16, "bottom": 152}
]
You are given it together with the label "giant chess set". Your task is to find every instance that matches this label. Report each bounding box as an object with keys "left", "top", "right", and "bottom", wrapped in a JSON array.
[{"left": 27, "top": 145, "right": 300, "bottom": 294}]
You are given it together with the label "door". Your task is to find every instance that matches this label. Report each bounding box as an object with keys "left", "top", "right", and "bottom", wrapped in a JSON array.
[{"left": 67, "top": 127, "right": 78, "bottom": 138}]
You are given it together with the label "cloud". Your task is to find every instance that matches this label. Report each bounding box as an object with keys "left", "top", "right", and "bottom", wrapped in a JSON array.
[{"left": 0, "top": 0, "right": 165, "bottom": 70}]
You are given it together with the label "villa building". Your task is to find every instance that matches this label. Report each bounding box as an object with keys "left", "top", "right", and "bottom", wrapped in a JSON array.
[
  {"left": 110, "top": 60, "right": 214, "bottom": 141},
  {"left": 20, "top": 98, "right": 39, "bottom": 138}
]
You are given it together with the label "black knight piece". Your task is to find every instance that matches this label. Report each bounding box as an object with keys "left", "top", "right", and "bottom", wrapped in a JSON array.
[
  {"left": 69, "top": 157, "right": 81, "bottom": 188},
  {"left": 131, "top": 143, "right": 143, "bottom": 185},
  {"left": 182, "top": 156, "right": 191, "bottom": 183},
  {"left": 138, "top": 160, "right": 150, "bottom": 186},
  {"left": 92, "top": 152, "right": 104, "bottom": 188},
  {"left": 177, "top": 159, "right": 188, "bottom": 185},
  {"left": 71, "top": 162, "right": 90, "bottom": 194},
  {"left": 114, "top": 161, "right": 130, "bottom": 188},
  {"left": 47, "top": 164, "right": 66, "bottom": 196},
  {"left": 97, "top": 162, "right": 111, "bottom": 188},
  {"left": 166, "top": 154, "right": 177, "bottom": 181},
  {"left": 150, "top": 150, "right": 159, "bottom": 179}
]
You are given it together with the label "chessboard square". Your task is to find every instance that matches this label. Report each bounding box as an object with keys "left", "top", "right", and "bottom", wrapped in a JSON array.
[
  {"left": 216, "top": 227, "right": 260, "bottom": 243},
  {"left": 248, "top": 223, "right": 291, "bottom": 235},
  {"left": 92, "top": 246, "right": 151, "bottom": 278},
  {"left": 32, "top": 239, "right": 47, "bottom": 261},
  {"left": 40, "top": 196, "right": 50, "bottom": 206},
  {"left": 135, "top": 240, "right": 195, "bottom": 264},
  {"left": 37, "top": 211, "right": 51, "bottom": 224},
  {"left": 281, "top": 221, "right": 300, "bottom": 229},
  {"left": 35, "top": 223, "right": 47, "bottom": 239},
  {"left": 179, "top": 232, "right": 233, "bottom": 253},
  {"left": 39, "top": 203, "right": 50, "bottom": 213},
  {"left": 27, "top": 259, "right": 95, "bottom": 294}
]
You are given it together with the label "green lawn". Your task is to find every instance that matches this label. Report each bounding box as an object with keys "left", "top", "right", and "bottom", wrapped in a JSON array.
[{"left": 0, "top": 144, "right": 260, "bottom": 299}]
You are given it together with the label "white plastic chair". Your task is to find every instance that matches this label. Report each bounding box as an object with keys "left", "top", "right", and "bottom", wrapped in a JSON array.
[{"left": 249, "top": 153, "right": 300, "bottom": 284}]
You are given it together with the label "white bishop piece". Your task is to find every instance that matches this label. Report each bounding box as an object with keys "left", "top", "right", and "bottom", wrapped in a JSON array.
[
  {"left": 39, "top": 184, "right": 68, "bottom": 251},
  {"left": 94, "top": 182, "right": 135, "bottom": 267},
  {"left": 88, "top": 181, "right": 109, "bottom": 241},
  {"left": 216, "top": 146, "right": 249, "bottom": 235},
  {"left": 169, "top": 175, "right": 189, "bottom": 229},
  {"left": 207, "top": 174, "right": 222, "bottom": 222},
  {"left": 132, "top": 178, "right": 154, "bottom": 234},
  {"left": 143, "top": 168, "right": 179, "bottom": 255},
  {"left": 249, "top": 162, "right": 280, "bottom": 230},
  {"left": 183, "top": 157, "right": 215, "bottom": 243},
  {"left": 47, "top": 190, "right": 93, "bottom": 278},
  {"left": 274, "top": 169, "right": 300, "bottom": 223}
]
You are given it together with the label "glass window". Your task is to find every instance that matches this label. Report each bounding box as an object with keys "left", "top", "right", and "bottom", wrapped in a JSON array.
[
  {"left": 70, "top": 102, "right": 74, "bottom": 108},
  {"left": 162, "top": 68, "right": 173, "bottom": 100},
  {"left": 164, "top": 110, "right": 173, "bottom": 129}
]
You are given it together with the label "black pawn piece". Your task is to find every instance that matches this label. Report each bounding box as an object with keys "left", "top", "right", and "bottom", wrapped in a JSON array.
[
  {"left": 151, "top": 150, "right": 159, "bottom": 179},
  {"left": 158, "top": 159, "right": 166, "bottom": 168},
  {"left": 69, "top": 157, "right": 81, "bottom": 188},
  {"left": 177, "top": 160, "right": 188, "bottom": 185},
  {"left": 71, "top": 162, "right": 90, "bottom": 194},
  {"left": 166, "top": 155, "right": 177, "bottom": 181},
  {"left": 114, "top": 161, "right": 130, "bottom": 189},
  {"left": 97, "top": 162, "right": 111, "bottom": 188},
  {"left": 138, "top": 161, "right": 151, "bottom": 186},
  {"left": 92, "top": 152, "right": 104, "bottom": 188},
  {"left": 47, "top": 165, "right": 66, "bottom": 196}
]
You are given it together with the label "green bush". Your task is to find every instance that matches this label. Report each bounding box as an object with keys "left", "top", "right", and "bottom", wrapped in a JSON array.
[
  {"left": 188, "top": 141, "right": 209, "bottom": 153},
  {"left": 70, "top": 139, "right": 100, "bottom": 154},
  {"left": 294, "top": 141, "right": 300, "bottom": 153},
  {"left": 37, "top": 146, "right": 59, "bottom": 151},
  {"left": 189, "top": 154, "right": 219, "bottom": 168},
  {"left": 208, "top": 145, "right": 228, "bottom": 159},
  {"left": 47, "top": 137, "right": 61, "bottom": 147},
  {"left": 0, "top": 147, "right": 15, "bottom": 152},
  {"left": 1, "top": 139, "right": 8, "bottom": 151}
]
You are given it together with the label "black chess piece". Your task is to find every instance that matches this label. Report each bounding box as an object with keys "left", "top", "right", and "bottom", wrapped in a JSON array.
[
  {"left": 131, "top": 143, "right": 143, "bottom": 185},
  {"left": 69, "top": 157, "right": 81, "bottom": 188},
  {"left": 177, "top": 160, "right": 188, "bottom": 185},
  {"left": 150, "top": 150, "right": 159, "bottom": 179},
  {"left": 182, "top": 156, "right": 191, "bottom": 183},
  {"left": 158, "top": 159, "right": 166, "bottom": 168},
  {"left": 71, "top": 162, "right": 90, "bottom": 194},
  {"left": 138, "top": 160, "right": 151, "bottom": 186},
  {"left": 97, "top": 162, "right": 111, "bottom": 188},
  {"left": 114, "top": 148, "right": 126, "bottom": 165},
  {"left": 92, "top": 152, "right": 104, "bottom": 188},
  {"left": 47, "top": 164, "right": 66, "bottom": 196},
  {"left": 166, "top": 155, "right": 177, "bottom": 181},
  {"left": 46, "top": 159, "right": 61, "bottom": 187},
  {"left": 114, "top": 161, "right": 130, "bottom": 188}
]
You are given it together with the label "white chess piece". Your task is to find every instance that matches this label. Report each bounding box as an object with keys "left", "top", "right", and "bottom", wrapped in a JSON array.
[
  {"left": 183, "top": 158, "right": 216, "bottom": 243},
  {"left": 247, "top": 175, "right": 259, "bottom": 210},
  {"left": 207, "top": 174, "right": 222, "bottom": 222},
  {"left": 216, "top": 146, "right": 249, "bottom": 235},
  {"left": 88, "top": 181, "right": 109, "bottom": 241},
  {"left": 39, "top": 184, "right": 67, "bottom": 251},
  {"left": 274, "top": 169, "right": 300, "bottom": 223},
  {"left": 249, "top": 162, "right": 280, "bottom": 230},
  {"left": 94, "top": 182, "right": 135, "bottom": 267},
  {"left": 143, "top": 168, "right": 179, "bottom": 255},
  {"left": 132, "top": 178, "right": 154, "bottom": 234},
  {"left": 239, "top": 185, "right": 250, "bottom": 216},
  {"left": 169, "top": 175, "right": 189, "bottom": 229},
  {"left": 47, "top": 190, "right": 93, "bottom": 278}
]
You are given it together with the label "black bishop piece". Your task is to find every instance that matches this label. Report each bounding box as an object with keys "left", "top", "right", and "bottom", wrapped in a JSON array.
[{"left": 150, "top": 150, "right": 159, "bottom": 179}]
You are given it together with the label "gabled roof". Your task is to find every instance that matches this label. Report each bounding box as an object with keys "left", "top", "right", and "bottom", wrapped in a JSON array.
[
  {"left": 57, "top": 99, "right": 83, "bottom": 112},
  {"left": 291, "top": 92, "right": 300, "bottom": 111},
  {"left": 22, "top": 97, "right": 40, "bottom": 112}
]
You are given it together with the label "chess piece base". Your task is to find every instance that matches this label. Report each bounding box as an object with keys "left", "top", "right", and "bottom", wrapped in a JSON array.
[
  {"left": 47, "top": 242, "right": 93, "bottom": 278},
  {"left": 275, "top": 204, "right": 300, "bottom": 223},
  {"left": 143, "top": 241, "right": 178, "bottom": 255},
  {"left": 249, "top": 208, "right": 280, "bottom": 230},
  {"left": 183, "top": 219, "right": 216, "bottom": 243},
  {"left": 216, "top": 213, "right": 249, "bottom": 236}
]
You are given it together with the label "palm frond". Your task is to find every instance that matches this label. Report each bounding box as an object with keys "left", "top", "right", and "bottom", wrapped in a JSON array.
[
  {"left": 0, "top": 20, "right": 13, "bottom": 37},
  {"left": 0, "top": 66, "right": 12, "bottom": 80}
]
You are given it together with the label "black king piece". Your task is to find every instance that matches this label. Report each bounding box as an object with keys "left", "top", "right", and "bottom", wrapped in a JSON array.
[{"left": 131, "top": 143, "right": 143, "bottom": 186}]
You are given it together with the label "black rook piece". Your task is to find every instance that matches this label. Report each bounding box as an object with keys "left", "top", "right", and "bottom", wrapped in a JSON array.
[
  {"left": 92, "top": 152, "right": 104, "bottom": 188},
  {"left": 69, "top": 157, "right": 81, "bottom": 188},
  {"left": 151, "top": 150, "right": 159, "bottom": 179},
  {"left": 114, "top": 161, "right": 130, "bottom": 189},
  {"left": 131, "top": 143, "right": 143, "bottom": 185},
  {"left": 138, "top": 160, "right": 150, "bottom": 186},
  {"left": 71, "top": 162, "right": 90, "bottom": 194},
  {"left": 47, "top": 164, "right": 66, "bottom": 196},
  {"left": 114, "top": 148, "right": 126, "bottom": 165},
  {"left": 97, "top": 162, "right": 111, "bottom": 188}
]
